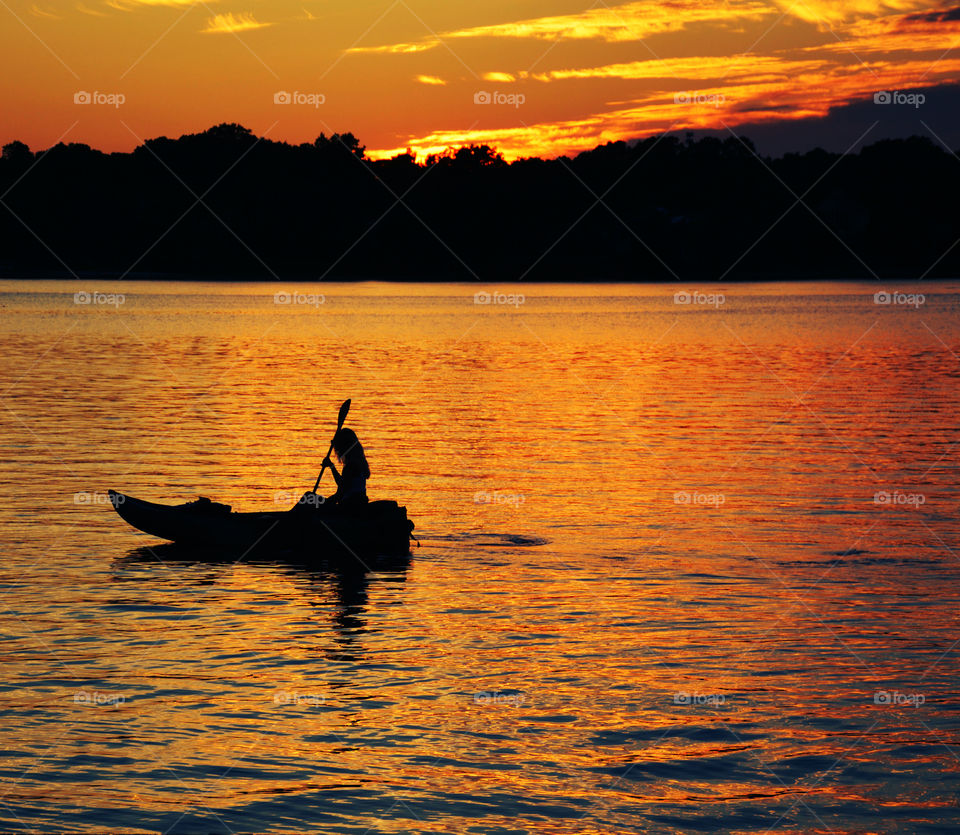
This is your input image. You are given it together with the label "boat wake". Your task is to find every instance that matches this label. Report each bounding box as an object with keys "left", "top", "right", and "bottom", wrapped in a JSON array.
[{"left": 417, "top": 532, "right": 549, "bottom": 547}]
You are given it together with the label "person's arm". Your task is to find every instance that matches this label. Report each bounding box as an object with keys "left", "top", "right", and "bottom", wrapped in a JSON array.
[
  {"left": 322, "top": 456, "right": 342, "bottom": 487},
  {"left": 298, "top": 460, "right": 342, "bottom": 508}
]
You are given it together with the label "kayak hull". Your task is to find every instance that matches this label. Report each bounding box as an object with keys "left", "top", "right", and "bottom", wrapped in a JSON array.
[{"left": 108, "top": 490, "right": 413, "bottom": 557}]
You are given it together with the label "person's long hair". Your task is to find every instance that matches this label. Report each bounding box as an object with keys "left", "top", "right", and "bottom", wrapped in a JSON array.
[{"left": 332, "top": 428, "right": 370, "bottom": 478}]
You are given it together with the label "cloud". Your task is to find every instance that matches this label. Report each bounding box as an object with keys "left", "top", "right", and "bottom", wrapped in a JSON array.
[
  {"left": 539, "top": 55, "right": 829, "bottom": 83},
  {"left": 202, "top": 11, "right": 270, "bottom": 33},
  {"left": 109, "top": 0, "right": 204, "bottom": 7},
  {"left": 350, "top": 0, "right": 948, "bottom": 58},
  {"left": 361, "top": 42, "right": 435, "bottom": 55},
  {"left": 76, "top": 2, "right": 108, "bottom": 15},
  {"left": 417, "top": 75, "right": 447, "bottom": 85},
  {"left": 29, "top": 3, "right": 60, "bottom": 16},
  {"left": 904, "top": 4, "right": 960, "bottom": 21},
  {"left": 800, "top": 6, "right": 960, "bottom": 53},
  {"left": 768, "top": 0, "right": 939, "bottom": 26},
  {"left": 368, "top": 55, "right": 960, "bottom": 161},
  {"left": 349, "top": 0, "right": 774, "bottom": 54}
]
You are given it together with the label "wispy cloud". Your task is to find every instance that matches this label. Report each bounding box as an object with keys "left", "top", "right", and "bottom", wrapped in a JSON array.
[
  {"left": 483, "top": 71, "right": 516, "bottom": 83},
  {"left": 536, "top": 55, "right": 829, "bottom": 83},
  {"left": 904, "top": 4, "right": 960, "bottom": 22},
  {"left": 417, "top": 75, "right": 447, "bottom": 85},
  {"left": 768, "top": 0, "right": 938, "bottom": 26},
  {"left": 804, "top": 6, "right": 960, "bottom": 51},
  {"left": 349, "top": 0, "right": 774, "bottom": 54},
  {"left": 29, "top": 3, "right": 60, "bottom": 17},
  {"left": 202, "top": 11, "right": 270, "bottom": 33},
  {"left": 76, "top": 2, "right": 108, "bottom": 15},
  {"left": 109, "top": 0, "right": 204, "bottom": 8}
]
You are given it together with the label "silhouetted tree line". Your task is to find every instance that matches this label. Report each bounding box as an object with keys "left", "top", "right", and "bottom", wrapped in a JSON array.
[{"left": 1, "top": 122, "right": 957, "bottom": 279}]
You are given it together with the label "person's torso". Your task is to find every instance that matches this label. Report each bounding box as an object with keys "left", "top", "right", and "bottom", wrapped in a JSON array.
[{"left": 340, "top": 462, "right": 367, "bottom": 499}]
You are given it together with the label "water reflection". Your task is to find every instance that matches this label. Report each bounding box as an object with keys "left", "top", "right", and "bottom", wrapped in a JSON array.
[{"left": 113, "top": 544, "right": 413, "bottom": 663}]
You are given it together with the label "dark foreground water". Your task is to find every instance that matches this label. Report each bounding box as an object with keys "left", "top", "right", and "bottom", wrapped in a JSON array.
[{"left": 1, "top": 280, "right": 959, "bottom": 833}]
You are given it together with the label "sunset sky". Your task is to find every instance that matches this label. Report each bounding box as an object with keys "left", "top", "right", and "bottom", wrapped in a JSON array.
[{"left": 3, "top": 0, "right": 960, "bottom": 160}]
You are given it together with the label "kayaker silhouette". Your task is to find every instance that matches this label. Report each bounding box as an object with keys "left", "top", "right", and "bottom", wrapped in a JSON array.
[
  {"left": 319, "top": 428, "right": 370, "bottom": 510},
  {"left": 299, "top": 400, "right": 370, "bottom": 513}
]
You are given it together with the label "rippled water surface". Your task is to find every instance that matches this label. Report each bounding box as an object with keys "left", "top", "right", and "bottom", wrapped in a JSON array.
[{"left": 1, "top": 280, "right": 960, "bottom": 833}]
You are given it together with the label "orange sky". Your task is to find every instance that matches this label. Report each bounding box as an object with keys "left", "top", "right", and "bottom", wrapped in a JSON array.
[{"left": 2, "top": 0, "right": 960, "bottom": 159}]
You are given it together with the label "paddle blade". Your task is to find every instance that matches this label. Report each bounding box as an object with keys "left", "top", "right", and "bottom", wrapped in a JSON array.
[{"left": 337, "top": 399, "right": 351, "bottom": 430}]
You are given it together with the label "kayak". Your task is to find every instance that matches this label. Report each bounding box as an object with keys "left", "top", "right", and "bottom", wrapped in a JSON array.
[{"left": 108, "top": 490, "right": 414, "bottom": 557}]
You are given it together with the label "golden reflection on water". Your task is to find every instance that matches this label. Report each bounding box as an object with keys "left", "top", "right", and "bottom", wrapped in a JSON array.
[{"left": 0, "top": 281, "right": 959, "bottom": 832}]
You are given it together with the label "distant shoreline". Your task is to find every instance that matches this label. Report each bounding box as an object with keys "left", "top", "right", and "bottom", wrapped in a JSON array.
[
  {"left": 3, "top": 126, "right": 957, "bottom": 282},
  {"left": 0, "top": 273, "right": 947, "bottom": 284}
]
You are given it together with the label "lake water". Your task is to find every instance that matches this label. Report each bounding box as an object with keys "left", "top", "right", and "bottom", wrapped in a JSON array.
[{"left": 1, "top": 280, "right": 959, "bottom": 833}]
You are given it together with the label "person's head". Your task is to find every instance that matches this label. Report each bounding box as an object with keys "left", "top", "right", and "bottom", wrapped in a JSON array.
[{"left": 332, "top": 428, "right": 370, "bottom": 477}]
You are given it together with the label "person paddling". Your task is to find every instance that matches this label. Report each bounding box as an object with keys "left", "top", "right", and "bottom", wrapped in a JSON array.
[{"left": 317, "top": 427, "right": 369, "bottom": 511}]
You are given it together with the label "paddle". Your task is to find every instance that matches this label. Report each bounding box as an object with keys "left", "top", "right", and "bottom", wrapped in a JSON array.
[{"left": 312, "top": 399, "right": 351, "bottom": 493}]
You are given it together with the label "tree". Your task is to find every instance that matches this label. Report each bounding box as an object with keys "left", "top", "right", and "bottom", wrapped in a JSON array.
[
  {"left": 2, "top": 141, "right": 33, "bottom": 164},
  {"left": 314, "top": 132, "right": 366, "bottom": 158}
]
